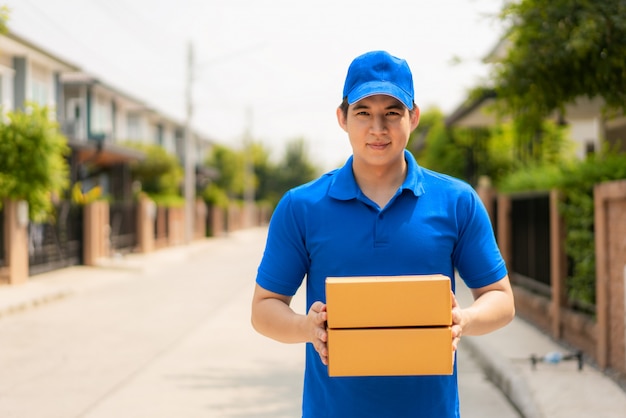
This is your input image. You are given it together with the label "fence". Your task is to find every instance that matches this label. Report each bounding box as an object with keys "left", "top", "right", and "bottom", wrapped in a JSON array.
[
  {"left": 485, "top": 182, "right": 626, "bottom": 378},
  {"left": 28, "top": 202, "right": 83, "bottom": 276},
  {"left": 109, "top": 202, "right": 138, "bottom": 254},
  {"left": 509, "top": 192, "right": 552, "bottom": 296},
  {"left": 154, "top": 207, "right": 169, "bottom": 248}
]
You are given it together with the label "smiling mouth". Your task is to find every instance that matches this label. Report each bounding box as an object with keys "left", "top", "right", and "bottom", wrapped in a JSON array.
[{"left": 368, "top": 143, "right": 389, "bottom": 150}]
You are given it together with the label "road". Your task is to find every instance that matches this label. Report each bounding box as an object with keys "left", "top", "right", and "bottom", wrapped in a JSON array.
[{"left": 0, "top": 228, "right": 520, "bottom": 417}]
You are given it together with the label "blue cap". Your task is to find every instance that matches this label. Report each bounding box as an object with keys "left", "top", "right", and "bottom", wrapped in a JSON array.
[{"left": 342, "top": 51, "right": 414, "bottom": 110}]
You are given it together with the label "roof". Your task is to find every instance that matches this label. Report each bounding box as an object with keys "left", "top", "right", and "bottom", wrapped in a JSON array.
[
  {"left": 3, "top": 30, "right": 81, "bottom": 71},
  {"left": 445, "top": 89, "right": 498, "bottom": 128},
  {"left": 68, "top": 140, "right": 145, "bottom": 167}
]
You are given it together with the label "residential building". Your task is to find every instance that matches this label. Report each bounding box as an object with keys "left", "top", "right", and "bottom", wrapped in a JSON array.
[
  {"left": 1, "top": 29, "right": 215, "bottom": 281},
  {"left": 446, "top": 39, "right": 626, "bottom": 159},
  {"left": 0, "top": 31, "right": 79, "bottom": 117}
]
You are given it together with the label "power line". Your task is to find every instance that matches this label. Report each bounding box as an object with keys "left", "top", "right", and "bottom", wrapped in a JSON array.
[{"left": 87, "top": 0, "right": 186, "bottom": 55}]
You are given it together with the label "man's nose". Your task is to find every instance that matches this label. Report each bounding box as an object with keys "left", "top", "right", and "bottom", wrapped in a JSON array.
[{"left": 370, "top": 115, "right": 387, "bottom": 133}]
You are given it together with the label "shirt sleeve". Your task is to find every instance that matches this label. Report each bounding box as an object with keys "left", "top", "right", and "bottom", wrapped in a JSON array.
[
  {"left": 453, "top": 188, "right": 508, "bottom": 289},
  {"left": 256, "top": 191, "right": 310, "bottom": 296}
]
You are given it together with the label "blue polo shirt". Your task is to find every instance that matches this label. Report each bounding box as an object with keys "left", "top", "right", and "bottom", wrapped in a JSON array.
[{"left": 256, "top": 150, "right": 507, "bottom": 418}]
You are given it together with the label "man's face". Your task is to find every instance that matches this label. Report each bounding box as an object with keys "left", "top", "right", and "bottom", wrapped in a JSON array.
[{"left": 337, "top": 94, "right": 419, "bottom": 170}]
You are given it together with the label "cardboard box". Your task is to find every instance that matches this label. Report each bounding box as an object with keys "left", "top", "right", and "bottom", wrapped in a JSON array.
[
  {"left": 325, "top": 275, "right": 452, "bottom": 329},
  {"left": 328, "top": 327, "right": 453, "bottom": 376}
]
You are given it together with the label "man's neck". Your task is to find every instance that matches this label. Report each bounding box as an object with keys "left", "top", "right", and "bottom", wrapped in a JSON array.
[{"left": 352, "top": 158, "right": 407, "bottom": 208}]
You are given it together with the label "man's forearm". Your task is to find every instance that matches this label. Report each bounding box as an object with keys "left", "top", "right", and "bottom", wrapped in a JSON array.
[
  {"left": 464, "top": 279, "right": 515, "bottom": 336},
  {"left": 252, "top": 297, "right": 309, "bottom": 344}
]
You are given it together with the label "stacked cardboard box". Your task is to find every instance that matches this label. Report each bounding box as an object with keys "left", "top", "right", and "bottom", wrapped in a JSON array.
[{"left": 326, "top": 275, "right": 453, "bottom": 377}]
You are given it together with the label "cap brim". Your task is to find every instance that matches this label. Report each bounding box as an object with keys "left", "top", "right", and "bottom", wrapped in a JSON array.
[{"left": 347, "top": 81, "right": 413, "bottom": 110}]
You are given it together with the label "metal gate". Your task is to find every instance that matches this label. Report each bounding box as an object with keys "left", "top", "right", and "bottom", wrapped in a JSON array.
[
  {"left": 510, "top": 192, "right": 551, "bottom": 293},
  {"left": 109, "top": 202, "right": 137, "bottom": 254},
  {"left": 29, "top": 202, "right": 83, "bottom": 276}
]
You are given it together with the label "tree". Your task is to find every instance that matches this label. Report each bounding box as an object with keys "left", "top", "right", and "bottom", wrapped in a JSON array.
[
  {"left": 204, "top": 143, "right": 246, "bottom": 199},
  {"left": 0, "top": 5, "right": 8, "bottom": 34},
  {"left": 248, "top": 142, "right": 276, "bottom": 205},
  {"left": 274, "top": 138, "right": 319, "bottom": 198},
  {"left": 495, "top": 0, "right": 626, "bottom": 129},
  {"left": 202, "top": 138, "right": 320, "bottom": 210},
  {"left": 125, "top": 143, "right": 183, "bottom": 203},
  {"left": 0, "top": 104, "right": 70, "bottom": 221},
  {"left": 411, "top": 108, "right": 467, "bottom": 181}
]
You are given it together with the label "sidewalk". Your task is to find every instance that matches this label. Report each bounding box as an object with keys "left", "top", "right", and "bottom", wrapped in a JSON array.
[
  {"left": 456, "top": 280, "right": 626, "bottom": 418},
  {"left": 1, "top": 228, "right": 626, "bottom": 418}
]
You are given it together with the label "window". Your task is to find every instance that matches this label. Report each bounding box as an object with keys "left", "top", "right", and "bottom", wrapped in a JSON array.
[
  {"left": 30, "top": 63, "right": 50, "bottom": 107},
  {"left": 0, "top": 64, "right": 14, "bottom": 112},
  {"left": 127, "top": 113, "right": 142, "bottom": 140},
  {"left": 91, "top": 93, "right": 112, "bottom": 137}
]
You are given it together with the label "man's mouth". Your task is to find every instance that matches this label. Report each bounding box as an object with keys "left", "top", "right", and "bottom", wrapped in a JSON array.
[{"left": 368, "top": 142, "right": 389, "bottom": 150}]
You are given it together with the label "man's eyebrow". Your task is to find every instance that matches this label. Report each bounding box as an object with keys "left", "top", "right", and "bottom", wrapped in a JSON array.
[
  {"left": 351, "top": 101, "right": 405, "bottom": 111},
  {"left": 352, "top": 103, "right": 370, "bottom": 111}
]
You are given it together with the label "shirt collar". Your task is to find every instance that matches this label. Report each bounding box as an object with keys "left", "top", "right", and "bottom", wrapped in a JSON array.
[{"left": 328, "top": 149, "right": 425, "bottom": 201}]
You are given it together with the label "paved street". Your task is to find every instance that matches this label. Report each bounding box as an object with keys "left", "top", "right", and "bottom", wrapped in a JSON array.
[{"left": 0, "top": 228, "right": 519, "bottom": 417}]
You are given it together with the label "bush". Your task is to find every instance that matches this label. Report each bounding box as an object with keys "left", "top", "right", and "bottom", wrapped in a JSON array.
[
  {"left": 124, "top": 142, "right": 183, "bottom": 197},
  {"left": 0, "top": 104, "right": 70, "bottom": 221},
  {"left": 558, "top": 151, "right": 626, "bottom": 305}
]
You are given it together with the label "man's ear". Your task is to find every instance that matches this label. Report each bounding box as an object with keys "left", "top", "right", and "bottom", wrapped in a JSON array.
[
  {"left": 336, "top": 107, "right": 348, "bottom": 132},
  {"left": 410, "top": 105, "right": 421, "bottom": 131}
]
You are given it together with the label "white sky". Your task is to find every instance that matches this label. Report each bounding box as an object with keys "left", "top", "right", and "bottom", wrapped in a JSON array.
[{"left": 5, "top": 0, "right": 505, "bottom": 170}]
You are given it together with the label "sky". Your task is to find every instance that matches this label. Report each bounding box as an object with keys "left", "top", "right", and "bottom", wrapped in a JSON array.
[{"left": 5, "top": 0, "right": 506, "bottom": 170}]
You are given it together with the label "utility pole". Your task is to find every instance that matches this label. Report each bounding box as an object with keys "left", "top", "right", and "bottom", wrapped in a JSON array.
[
  {"left": 184, "top": 41, "right": 196, "bottom": 243},
  {"left": 243, "top": 107, "right": 255, "bottom": 227}
]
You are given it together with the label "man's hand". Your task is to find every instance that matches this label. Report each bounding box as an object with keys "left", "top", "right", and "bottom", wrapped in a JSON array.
[
  {"left": 450, "top": 291, "right": 465, "bottom": 353},
  {"left": 307, "top": 302, "right": 328, "bottom": 365},
  {"left": 449, "top": 276, "right": 515, "bottom": 353}
]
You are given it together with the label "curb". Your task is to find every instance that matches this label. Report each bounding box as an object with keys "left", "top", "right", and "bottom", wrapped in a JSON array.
[
  {"left": 0, "top": 287, "right": 73, "bottom": 320},
  {"left": 462, "top": 335, "right": 544, "bottom": 418}
]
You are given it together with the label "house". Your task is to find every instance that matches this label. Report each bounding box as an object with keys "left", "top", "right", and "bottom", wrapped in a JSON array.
[
  {"left": 60, "top": 71, "right": 214, "bottom": 198},
  {"left": 0, "top": 31, "right": 87, "bottom": 279},
  {"left": 0, "top": 30, "right": 215, "bottom": 283},
  {"left": 446, "top": 39, "right": 626, "bottom": 159},
  {"left": 60, "top": 71, "right": 147, "bottom": 202},
  {"left": 0, "top": 31, "right": 79, "bottom": 116}
]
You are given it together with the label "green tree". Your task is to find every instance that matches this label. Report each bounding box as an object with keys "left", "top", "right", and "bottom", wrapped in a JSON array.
[
  {"left": 412, "top": 108, "right": 467, "bottom": 180},
  {"left": 0, "top": 5, "right": 9, "bottom": 34},
  {"left": 204, "top": 143, "right": 245, "bottom": 199},
  {"left": 274, "top": 138, "right": 319, "bottom": 198},
  {"left": 202, "top": 138, "right": 320, "bottom": 210},
  {"left": 412, "top": 108, "right": 508, "bottom": 185},
  {"left": 0, "top": 104, "right": 70, "bottom": 221},
  {"left": 125, "top": 143, "right": 183, "bottom": 204},
  {"left": 495, "top": 0, "right": 626, "bottom": 130},
  {"left": 249, "top": 142, "right": 277, "bottom": 205}
]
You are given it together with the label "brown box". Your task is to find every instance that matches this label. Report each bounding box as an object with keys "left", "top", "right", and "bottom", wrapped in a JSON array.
[
  {"left": 328, "top": 327, "right": 453, "bottom": 376},
  {"left": 325, "top": 275, "right": 452, "bottom": 329},
  {"left": 325, "top": 275, "right": 453, "bottom": 377}
]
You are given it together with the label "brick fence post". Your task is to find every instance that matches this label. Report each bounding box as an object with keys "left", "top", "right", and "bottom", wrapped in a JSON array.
[
  {"left": 0, "top": 200, "right": 29, "bottom": 284},
  {"left": 83, "top": 201, "right": 110, "bottom": 266},
  {"left": 136, "top": 196, "right": 156, "bottom": 253},
  {"left": 594, "top": 180, "right": 626, "bottom": 373}
]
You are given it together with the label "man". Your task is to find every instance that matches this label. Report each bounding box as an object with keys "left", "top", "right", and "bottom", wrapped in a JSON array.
[{"left": 251, "top": 50, "right": 515, "bottom": 417}]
